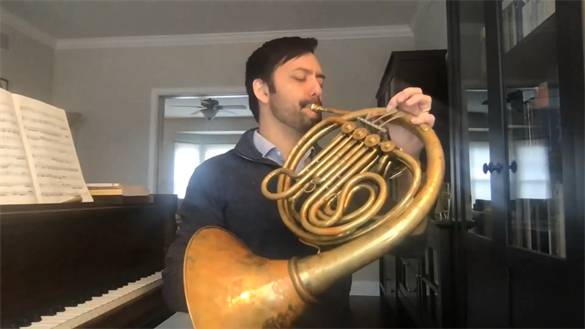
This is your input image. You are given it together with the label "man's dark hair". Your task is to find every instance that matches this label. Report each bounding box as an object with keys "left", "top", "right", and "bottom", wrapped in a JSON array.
[{"left": 245, "top": 37, "right": 318, "bottom": 122}]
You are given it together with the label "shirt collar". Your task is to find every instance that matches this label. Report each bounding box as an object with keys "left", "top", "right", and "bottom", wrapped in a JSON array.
[{"left": 253, "top": 129, "right": 315, "bottom": 167}]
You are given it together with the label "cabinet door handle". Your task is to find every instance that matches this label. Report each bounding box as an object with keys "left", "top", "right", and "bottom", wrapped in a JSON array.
[
  {"left": 509, "top": 160, "right": 517, "bottom": 173},
  {"left": 482, "top": 161, "right": 517, "bottom": 174},
  {"left": 482, "top": 162, "right": 503, "bottom": 174}
]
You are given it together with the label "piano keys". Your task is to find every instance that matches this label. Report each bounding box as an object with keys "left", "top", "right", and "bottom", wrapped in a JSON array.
[
  {"left": 0, "top": 194, "right": 178, "bottom": 329},
  {"left": 29, "top": 272, "right": 162, "bottom": 329}
]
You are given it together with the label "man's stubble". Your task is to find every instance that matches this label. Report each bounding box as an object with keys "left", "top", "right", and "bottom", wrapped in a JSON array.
[{"left": 268, "top": 87, "right": 322, "bottom": 135}]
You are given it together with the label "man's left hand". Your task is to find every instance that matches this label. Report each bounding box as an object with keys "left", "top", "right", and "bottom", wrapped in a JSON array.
[{"left": 385, "top": 87, "right": 435, "bottom": 158}]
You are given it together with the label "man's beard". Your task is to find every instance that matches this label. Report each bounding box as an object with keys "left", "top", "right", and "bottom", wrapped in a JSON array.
[{"left": 270, "top": 97, "right": 322, "bottom": 134}]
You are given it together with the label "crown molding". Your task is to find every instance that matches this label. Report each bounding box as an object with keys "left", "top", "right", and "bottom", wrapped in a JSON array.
[
  {"left": 56, "top": 25, "right": 413, "bottom": 50},
  {"left": 0, "top": 9, "right": 56, "bottom": 48},
  {"left": 0, "top": 8, "right": 413, "bottom": 51}
]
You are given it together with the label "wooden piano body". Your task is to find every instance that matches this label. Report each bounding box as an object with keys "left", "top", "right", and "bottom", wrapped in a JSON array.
[{"left": 0, "top": 194, "right": 178, "bottom": 329}]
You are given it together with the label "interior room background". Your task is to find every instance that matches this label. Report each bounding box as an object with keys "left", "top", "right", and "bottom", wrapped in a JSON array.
[{"left": 0, "top": 0, "right": 448, "bottom": 296}]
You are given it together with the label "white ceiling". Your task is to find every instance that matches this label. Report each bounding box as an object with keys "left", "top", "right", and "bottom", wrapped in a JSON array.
[
  {"left": 0, "top": 0, "right": 420, "bottom": 39},
  {"left": 164, "top": 94, "right": 251, "bottom": 119}
]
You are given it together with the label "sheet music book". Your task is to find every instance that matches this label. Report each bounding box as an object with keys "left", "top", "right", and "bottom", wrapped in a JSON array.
[{"left": 0, "top": 88, "right": 94, "bottom": 205}]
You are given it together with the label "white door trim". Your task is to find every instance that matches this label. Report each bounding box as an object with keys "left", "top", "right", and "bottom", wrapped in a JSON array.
[{"left": 148, "top": 86, "right": 247, "bottom": 192}]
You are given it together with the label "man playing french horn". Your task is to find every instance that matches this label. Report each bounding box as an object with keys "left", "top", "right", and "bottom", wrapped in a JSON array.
[{"left": 163, "top": 36, "right": 438, "bottom": 328}]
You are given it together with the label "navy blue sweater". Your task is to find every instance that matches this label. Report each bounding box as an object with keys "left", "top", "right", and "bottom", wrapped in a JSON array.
[
  {"left": 162, "top": 127, "right": 428, "bottom": 327},
  {"left": 162, "top": 128, "right": 357, "bottom": 327}
]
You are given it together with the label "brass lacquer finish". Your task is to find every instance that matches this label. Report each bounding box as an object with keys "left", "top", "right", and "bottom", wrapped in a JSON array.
[{"left": 183, "top": 105, "right": 445, "bottom": 328}]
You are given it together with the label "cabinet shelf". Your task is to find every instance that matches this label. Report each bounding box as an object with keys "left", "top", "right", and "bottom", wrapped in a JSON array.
[{"left": 503, "top": 12, "right": 557, "bottom": 88}]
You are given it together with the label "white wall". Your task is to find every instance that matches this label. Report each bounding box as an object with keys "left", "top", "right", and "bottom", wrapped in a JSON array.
[
  {"left": 0, "top": 23, "right": 54, "bottom": 103},
  {"left": 52, "top": 37, "right": 414, "bottom": 187},
  {"left": 412, "top": 0, "right": 448, "bottom": 50}
]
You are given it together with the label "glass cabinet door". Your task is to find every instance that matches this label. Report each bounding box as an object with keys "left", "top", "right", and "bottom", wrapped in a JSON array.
[
  {"left": 450, "top": 0, "right": 584, "bottom": 327},
  {"left": 498, "top": 0, "right": 565, "bottom": 257},
  {"left": 458, "top": 0, "right": 493, "bottom": 239},
  {"left": 451, "top": 1, "right": 511, "bottom": 327}
]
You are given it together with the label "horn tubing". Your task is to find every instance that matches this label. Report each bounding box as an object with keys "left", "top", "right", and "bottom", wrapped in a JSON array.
[
  {"left": 302, "top": 147, "right": 376, "bottom": 230},
  {"left": 281, "top": 107, "right": 444, "bottom": 299},
  {"left": 182, "top": 106, "right": 444, "bottom": 328},
  {"left": 261, "top": 117, "right": 345, "bottom": 200}
]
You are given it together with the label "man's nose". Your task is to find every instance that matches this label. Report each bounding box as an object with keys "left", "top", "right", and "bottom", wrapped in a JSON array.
[{"left": 308, "top": 78, "right": 322, "bottom": 98}]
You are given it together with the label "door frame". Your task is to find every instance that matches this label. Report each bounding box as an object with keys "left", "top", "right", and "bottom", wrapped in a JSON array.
[{"left": 148, "top": 86, "right": 246, "bottom": 193}]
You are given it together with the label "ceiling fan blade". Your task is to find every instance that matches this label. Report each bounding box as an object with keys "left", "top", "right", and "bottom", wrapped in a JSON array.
[
  {"left": 217, "top": 105, "right": 247, "bottom": 110},
  {"left": 190, "top": 109, "right": 203, "bottom": 115},
  {"left": 220, "top": 110, "right": 237, "bottom": 115},
  {"left": 171, "top": 105, "right": 204, "bottom": 108}
]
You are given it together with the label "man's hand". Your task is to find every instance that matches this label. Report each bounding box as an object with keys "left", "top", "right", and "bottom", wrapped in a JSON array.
[
  {"left": 386, "top": 87, "right": 435, "bottom": 158},
  {"left": 366, "top": 87, "right": 435, "bottom": 236}
]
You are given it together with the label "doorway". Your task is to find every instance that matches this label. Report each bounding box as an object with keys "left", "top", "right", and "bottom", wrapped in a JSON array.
[{"left": 149, "top": 87, "right": 256, "bottom": 199}]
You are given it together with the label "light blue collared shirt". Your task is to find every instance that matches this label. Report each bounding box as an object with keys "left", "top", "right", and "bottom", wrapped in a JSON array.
[{"left": 253, "top": 130, "right": 315, "bottom": 173}]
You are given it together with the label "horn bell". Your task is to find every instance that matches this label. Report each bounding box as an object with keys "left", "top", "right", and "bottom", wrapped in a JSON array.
[{"left": 183, "top": 105, "right": 445, "bottom": 328}]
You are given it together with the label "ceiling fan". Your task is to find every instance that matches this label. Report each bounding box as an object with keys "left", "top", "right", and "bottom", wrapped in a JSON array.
[{"left": 173, "top": 97, "right": 248, "bottom": 121}]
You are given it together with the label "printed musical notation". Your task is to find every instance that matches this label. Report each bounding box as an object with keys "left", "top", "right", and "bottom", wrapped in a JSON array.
[
  {"left": 0, "top": 90, "right": 37, "bottom": 204},
  {"left": 0, "top": 90, "right": 93, "bottom": 205},
  {"left": 15, "top": 98, "right": 93, "bottom": 204}
]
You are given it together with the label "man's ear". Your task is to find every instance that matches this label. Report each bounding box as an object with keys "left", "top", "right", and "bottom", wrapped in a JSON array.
[{"left": 253, "top": 79, "right": 270, "bottom": 105}]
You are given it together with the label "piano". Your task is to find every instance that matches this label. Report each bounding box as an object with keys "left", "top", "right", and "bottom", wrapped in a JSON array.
[{"left": 1, "top": 194, "right": 178, "bottom": 329}]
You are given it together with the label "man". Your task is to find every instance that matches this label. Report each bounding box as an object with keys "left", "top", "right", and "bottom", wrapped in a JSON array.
[{"left": 162, "top": 36, "right": 435, "bottom": 328}]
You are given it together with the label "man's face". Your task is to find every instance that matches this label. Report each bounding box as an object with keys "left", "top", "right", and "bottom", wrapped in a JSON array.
[{"left": 263, "top": 53, "right": 325, "bottom": 134}]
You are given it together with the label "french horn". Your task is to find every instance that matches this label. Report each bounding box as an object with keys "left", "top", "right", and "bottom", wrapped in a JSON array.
[{"left": 183, "top": 104, "right": 445, "bottom": 328}]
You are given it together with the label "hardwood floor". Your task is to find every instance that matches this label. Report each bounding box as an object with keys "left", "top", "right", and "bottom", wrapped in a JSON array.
[{"left": 350, "top": 296, "right": 394, "bottom": 328}]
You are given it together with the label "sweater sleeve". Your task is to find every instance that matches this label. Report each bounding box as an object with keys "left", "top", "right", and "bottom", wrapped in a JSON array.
[{"left": 162, "top": 162, "right": 225, "bottom": 313}]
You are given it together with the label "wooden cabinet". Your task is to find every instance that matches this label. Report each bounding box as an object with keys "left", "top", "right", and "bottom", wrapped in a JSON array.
[
  {"left": 447, "top": 0, "right": 584, "bottom": 327},
  {"left": 375, "top": 50, "right": 456, "bottom": 328},
  {"left": 378, "top": 1, "right": 584, "bottom": 327}
]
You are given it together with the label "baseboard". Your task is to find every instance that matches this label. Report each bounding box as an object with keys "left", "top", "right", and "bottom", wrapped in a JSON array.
[{"left": 350, "top": 280, "right": 380, "bottom": 296}]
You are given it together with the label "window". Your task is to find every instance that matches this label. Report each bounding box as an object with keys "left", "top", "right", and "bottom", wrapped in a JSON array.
[
  {"left": 509, "top": 139, "right": 551, "bottom": 200},
  {"left": 173, "top": 142, "right": 236, "bottom": 199},
  {"left": 469, "top": 141, "right": 491, "bottom": 204},
  {"left": 173, "top": 142, "right": 200, "bottom": 199},
  {"left": 204, "top": 144, "right": 236, "bottom": 161},
  {"left": 468, "top": 139, "right": 551, "bottom": 204}
]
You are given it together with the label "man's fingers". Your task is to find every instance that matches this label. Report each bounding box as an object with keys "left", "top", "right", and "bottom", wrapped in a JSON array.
[
  {"left": 411, "top": 112, "right": 435, "bottom": 128},
  {"left": 388, "top": 87, "right": 427, "bottom": 110},
  {"left": 405, "top": 94, "right": 432, "bottom": 112},
  {"left": 397, "top": 94, "right": 431, "bottom": 116},
  {"left": 387, "top": 90, "right": 402, "bottom": 109},
  {"left": 397, "top": 87, "right": 423, "bottom": 102}
]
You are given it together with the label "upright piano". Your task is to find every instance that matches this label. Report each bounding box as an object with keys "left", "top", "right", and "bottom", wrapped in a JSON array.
[{"left": 0, "top": 194, "right": 178, "bottom": 329}]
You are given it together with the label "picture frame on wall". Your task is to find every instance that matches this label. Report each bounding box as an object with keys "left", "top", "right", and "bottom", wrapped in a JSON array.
[{"left": 0, "top": 78, "right": 8, "bottom": 90}]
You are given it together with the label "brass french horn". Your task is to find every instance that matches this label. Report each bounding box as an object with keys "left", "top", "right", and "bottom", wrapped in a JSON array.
[{"left": 183, "top": 104, "right": 445, "bottom": 328}]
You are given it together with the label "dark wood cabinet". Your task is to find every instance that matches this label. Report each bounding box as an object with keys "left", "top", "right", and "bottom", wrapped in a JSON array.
[
  {"left": 377, "top": 1, "right": 584, "bottom": 328},
  {"left": 446, "top": 0, "right": 584, "bottom": 327},
  {"left": 375, "top": 50, "right": 457, "bottom": 328},
  {"left": 375, "top": 50, "right": 451, "bottom": 183}
]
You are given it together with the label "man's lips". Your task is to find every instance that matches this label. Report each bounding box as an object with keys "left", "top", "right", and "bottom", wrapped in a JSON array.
[{"left": 302, "top": 106, "right": 319, "bottom": 117}]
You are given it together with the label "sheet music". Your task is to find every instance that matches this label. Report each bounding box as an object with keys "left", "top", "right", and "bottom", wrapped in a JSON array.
[
  {"left": 12, "top": 94, "right": 94, "bottom": 203},
  {"left": 0, "top": 89, "right": 38, "bottom": 204}
]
